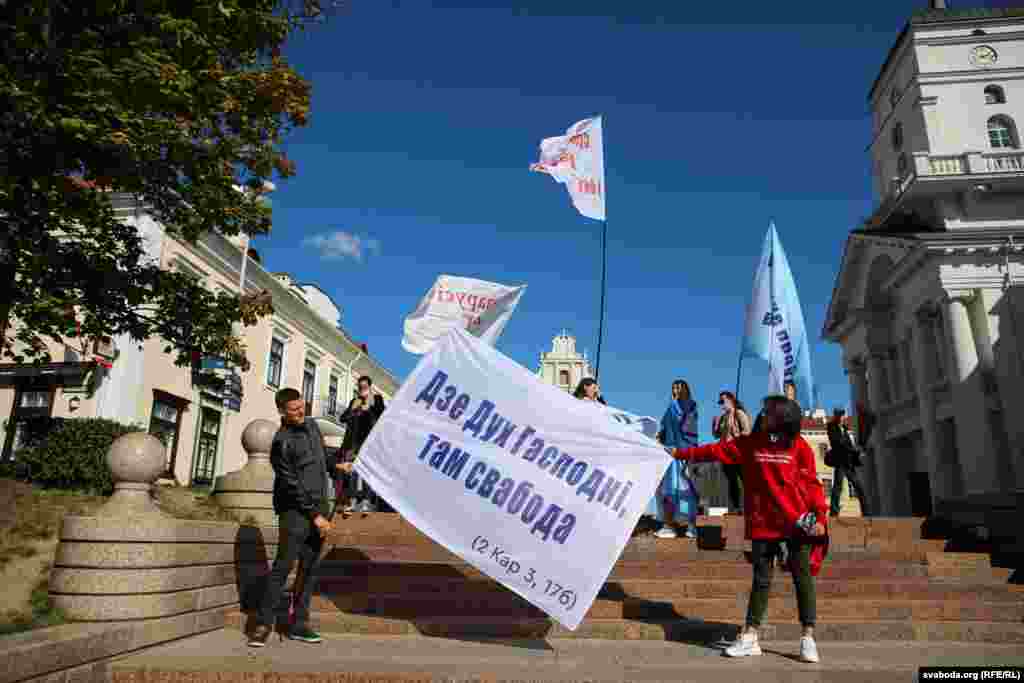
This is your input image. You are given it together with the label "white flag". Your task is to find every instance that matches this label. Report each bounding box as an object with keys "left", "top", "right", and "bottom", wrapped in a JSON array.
[
  {"left": 402, "top": 274, "right": 526, "bottom": 355},
  {"left": 355, "top": 327, "right": 669, "bottom": 630},
  {"left": 531, "top": 116, "right": 605, "bottom": 221}
]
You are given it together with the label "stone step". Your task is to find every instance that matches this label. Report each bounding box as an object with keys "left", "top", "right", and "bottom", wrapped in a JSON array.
[
  {"left": 225, "top": 610, "right": 1024, "bottom": 643},
  {"left": 108, "top": 629, "right": 1024, "bottom": 683},
  {"left": 308, "top": 557, "right": 1009, "bottom": 581},
  {"left": 301, "top": 593, "right": 1024, "bottom": 622},
  {"left": 308, "top": 575, "right": 1022, "bottom": 601}
]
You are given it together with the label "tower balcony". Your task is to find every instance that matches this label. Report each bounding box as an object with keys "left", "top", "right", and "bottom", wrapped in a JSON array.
[{"left": 868, "top": 149, "right": 1024, "bottom": 230}]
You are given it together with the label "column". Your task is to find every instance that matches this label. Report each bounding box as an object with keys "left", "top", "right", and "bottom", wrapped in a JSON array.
[
  {"left": 866, "top": 350, "right": 894, "bottom": 515},
  {"left": 910, "top": 307, "right": 945, "bottom": 505},
  {"left": 942, "top": 291, "right": 1000, "bottom": 495}
]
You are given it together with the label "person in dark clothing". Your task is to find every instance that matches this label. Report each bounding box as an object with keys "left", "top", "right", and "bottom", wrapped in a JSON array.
[
  {"left": 712, "top": 391, "right": 752, "bottom": 514},
  {"left": 826, "top": 408, "right": 869, "bottom": 517},
  {"left": 249, "top": 388, "right": 341, "bottom": 648},
  {"left": 337, "top": 375, "right": 386, "bottom": 515}
]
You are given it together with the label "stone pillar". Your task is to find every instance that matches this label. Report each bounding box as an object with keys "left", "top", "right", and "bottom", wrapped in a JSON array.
[
  {"left": 97, "top": 433, "right": 168, "bottom": 518},
  {"left": 866, "top": 351, "right": 893, "bottom": 515},
  {"left": 212, "top": 419, "right": 277, "bottom": 526},
  {"left": 846, "top": 358, "right": 872, "bottom": 516},
  {"left": 910, "top": 307, "right": 945, "bottom": 505},
  {"left": 942, "top": 291, "right": 1000, "bottom": 496}
]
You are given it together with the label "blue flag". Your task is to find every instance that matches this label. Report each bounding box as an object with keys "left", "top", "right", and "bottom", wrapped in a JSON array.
[{"left": 741, "top": 223, "right": 815, "bottom": 409}]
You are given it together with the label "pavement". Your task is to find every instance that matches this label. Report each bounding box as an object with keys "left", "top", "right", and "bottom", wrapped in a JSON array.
[{"left": 109, "top": 627, "right": 1024, "bottom": 683}]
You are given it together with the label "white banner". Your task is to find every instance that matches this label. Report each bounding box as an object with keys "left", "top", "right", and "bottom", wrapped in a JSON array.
[
  {"left": 402, "top": 274, "right": 526, "bottom": 355},
  {"left": 355, "top": 328, "right": 669, "bottom": 630},
  {"left": 531, "top": 116, "right": 606, "bottom": 221},
  {"left": 596, "top": 403, "right": 659, "bottom": 441}
]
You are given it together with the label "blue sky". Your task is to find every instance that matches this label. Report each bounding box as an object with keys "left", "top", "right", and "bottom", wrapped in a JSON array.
[{"left": 255, "top": 1, "right": 1006, "bottom": 441}]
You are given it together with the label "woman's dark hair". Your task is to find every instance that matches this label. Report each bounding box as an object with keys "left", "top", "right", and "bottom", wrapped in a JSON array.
[
  {"left": 718, "top": 390, "right": 746, "bottom": 414},
  {"left": 762, "top": 395, "right": 802, "bottom": 447},
  {"left": 573, "top": 377, "right": 597, "bottom": 399},
  {"left": 672, "top": 379, "right": 691, "bottom": 401}
]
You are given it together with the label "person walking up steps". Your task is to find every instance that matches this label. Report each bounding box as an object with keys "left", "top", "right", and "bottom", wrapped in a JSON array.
[{"left": 669, "top": 395, "right": 829, "bottom": 663}]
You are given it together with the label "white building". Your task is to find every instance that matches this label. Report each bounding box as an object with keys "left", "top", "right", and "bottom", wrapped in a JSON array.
[
  {"left": 536, "top": 331, "right": 594, "bottom": 392},
  {"left": 823, "top": 4, "right": 1024, "bottom": 517}
]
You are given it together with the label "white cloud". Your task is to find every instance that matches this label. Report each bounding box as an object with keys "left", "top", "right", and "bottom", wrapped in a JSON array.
[{"left": 302, "top": 230, "right": 381, "bottom": 262}]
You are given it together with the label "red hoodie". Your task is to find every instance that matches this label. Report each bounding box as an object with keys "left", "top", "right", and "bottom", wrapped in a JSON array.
[{"left": 673, "top": 433, "right": 828, "bottom": 541}]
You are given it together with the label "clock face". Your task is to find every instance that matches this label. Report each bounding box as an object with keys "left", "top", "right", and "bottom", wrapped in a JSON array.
[{"left": 970, "top": 45, "right": 998, "bottom": 67}]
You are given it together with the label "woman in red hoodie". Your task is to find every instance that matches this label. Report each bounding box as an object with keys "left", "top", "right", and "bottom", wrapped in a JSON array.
[{"left": 670, "top": 395, "right": 828, "bottom": 663}]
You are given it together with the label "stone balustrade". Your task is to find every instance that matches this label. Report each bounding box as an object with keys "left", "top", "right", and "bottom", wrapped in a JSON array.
[{"left": 1, "top": 420, "right": 286, "bottom": 683}]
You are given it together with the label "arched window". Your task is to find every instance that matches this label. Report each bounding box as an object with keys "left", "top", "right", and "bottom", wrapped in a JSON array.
[
  {"left": 988, "top": 116, "right": 1019, "bottom": 149},
  {"left": 984, "top": 85, "right": 1006, "bottom": 105},
  {"left": 897, "top": 153, "right": 909, "bottom": 177},
  {"left": 892, "top": 122, "right": 904, "bottom": 150}
]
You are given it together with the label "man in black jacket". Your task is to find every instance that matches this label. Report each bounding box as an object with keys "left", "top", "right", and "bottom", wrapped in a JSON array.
[
  {"left": 249, "top": 388, "right": 343, "bottom": 647},
  {"left": 338, "top": 375, "right": 386, "bottom": 515},
  {"left": 826, "top": 408, "right": 870, "bottom": 517}
]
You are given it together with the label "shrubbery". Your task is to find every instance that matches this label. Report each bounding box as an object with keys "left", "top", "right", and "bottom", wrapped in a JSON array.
[{"left": 17, "top": 418, "right": 144, "bottom": 495}]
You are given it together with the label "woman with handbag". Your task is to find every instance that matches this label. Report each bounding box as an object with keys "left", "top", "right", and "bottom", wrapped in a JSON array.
[{"left": 668, "top": 394, "right": 829, "bottom": 663}]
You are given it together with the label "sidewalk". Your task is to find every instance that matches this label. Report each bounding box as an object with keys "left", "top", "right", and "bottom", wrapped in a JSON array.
[{"left": 110, "top": 628, "right": 1024, "bottom": 683}]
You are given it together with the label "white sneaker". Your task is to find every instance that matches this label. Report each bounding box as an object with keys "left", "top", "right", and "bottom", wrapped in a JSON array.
[
  {"left": 724, "top": 632, "right": 762, "bottom": 658},
  {"left": 654, "top": 526, "right": 678, "bottom": 539},
  {"left": 799, "top": 635, "right": 820, "bottom": 663}
]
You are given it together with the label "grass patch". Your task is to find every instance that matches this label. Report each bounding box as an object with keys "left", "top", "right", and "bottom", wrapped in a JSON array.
[
  {"left": 0, "top": 572, "right": 65, "bottom": 636},
  {"left": 0, "top": 480, "right": 105, "bottom": 570},
  {"left": 152, "top": 485, "right": 252, "bottom": 523}
]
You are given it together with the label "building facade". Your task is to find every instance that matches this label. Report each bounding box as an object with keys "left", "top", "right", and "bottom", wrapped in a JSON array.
[
  {"left": 536, "top": 331, "right": 594, "bottom": 392},
  {"left": 0, "top": 193, "right": 398, "bottom": 486},
  {"left": 823, "top": 6, "right": 1024, "bottom": 517}
]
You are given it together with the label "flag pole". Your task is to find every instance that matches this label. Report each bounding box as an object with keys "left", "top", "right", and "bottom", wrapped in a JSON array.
[{"left": 595, "top": 218, "right": 608, "bottom": 380}]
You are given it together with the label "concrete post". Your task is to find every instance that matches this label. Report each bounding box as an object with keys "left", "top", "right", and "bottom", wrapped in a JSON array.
[
  {"left": 97, "top": 432, "right": 167, "bottom": 518},
  {"left": 212, "top": 419, "right": 278, "bottom": 526}
]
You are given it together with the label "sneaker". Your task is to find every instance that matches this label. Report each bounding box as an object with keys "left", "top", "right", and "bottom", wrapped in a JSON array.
[
  {"left": 799, "top": 635, "right": 820, "bottom": 663},
  {"left": 356, "top": 499, "right": 375, "bottom": 515},
  {"left": 724, "top": 632, "right": 762, "bottom": 658},
  {"left": 288, "top": 627, "right": 323, "bottom": 643},
  {"left": 684, "top": 527, "right": 697, "bottom": 539},
  {"left": 654, "top": 526, "right": 678, "bottom": 539},
  {"left": 247, "top": 624, "right": 271, "bottom": 648}
]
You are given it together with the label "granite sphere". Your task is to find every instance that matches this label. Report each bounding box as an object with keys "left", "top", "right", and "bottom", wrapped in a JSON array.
[{"left": 106, "top": 432, "right": 166, "bottom": 484}]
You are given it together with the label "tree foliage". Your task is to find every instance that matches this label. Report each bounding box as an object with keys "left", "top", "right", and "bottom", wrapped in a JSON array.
[{"left": 0, "top": 0, "right": 336, "bottom": 370}]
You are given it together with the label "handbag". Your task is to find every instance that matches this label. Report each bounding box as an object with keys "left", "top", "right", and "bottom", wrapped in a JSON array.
[{"left": 824, "top": 449, "right": 836, "bottom": 468}]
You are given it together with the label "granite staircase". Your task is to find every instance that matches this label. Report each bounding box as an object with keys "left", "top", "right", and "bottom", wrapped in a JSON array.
[{"left": 224, "top": 514, "right": 1023, "bottom": 644}]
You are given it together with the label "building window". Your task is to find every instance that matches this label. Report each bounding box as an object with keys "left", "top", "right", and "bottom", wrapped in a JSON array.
[
  {"left": 328, "top": 374, "right": 339, "bottom": 416},
  {"left": 302, "top": 359, "right": 317, "bottom": 414},
  {"left": 988, "top": 116, "right": 1019, "bottom": 149},
  {"left": 892, "top": 122, "right": 903, "bottom": 150},
  {"left": 267, "top": 337, "right": 284, "bottom": 387},
  {"left": 148, "top": 393, "right": 184, "bottom": 477},
  {"left": 558, "top": 369, "right": 570, "bottom": 386},
  {"left": 192, "top": 407, "right": 221, "bottom": 486},
  {"left": 984, "top": 85, "right": 1006, "bottom": 105},
  {"left": 897, "top": 153, "right": 909, "bottom": 178},
  {"left": 2, "top": 387, "right": 55, "bottom": 461}
]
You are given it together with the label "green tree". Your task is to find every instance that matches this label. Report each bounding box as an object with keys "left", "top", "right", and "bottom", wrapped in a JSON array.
[{"left": 0, "top": 0, "right": 337, "bottom": 370}]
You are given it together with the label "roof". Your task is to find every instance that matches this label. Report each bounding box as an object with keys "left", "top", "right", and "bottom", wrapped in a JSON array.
[{"left": 868, "top": 7, "right": 1024, "bottom": 102}]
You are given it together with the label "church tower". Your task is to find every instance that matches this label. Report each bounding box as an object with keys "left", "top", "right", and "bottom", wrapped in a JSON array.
[{"left": 537, "top": 331, "right": 594, "bottom": 392}]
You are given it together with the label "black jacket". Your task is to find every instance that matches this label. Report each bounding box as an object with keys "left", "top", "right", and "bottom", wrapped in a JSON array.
[
  {"left": 270, "top": 417, "right": 337, "bottom": 519},
  {"left": 340, "top": 395, "right": 385, "bottom": 453},
  {"left": 826, "top": 421, "right": 859, "bottom": 468}
]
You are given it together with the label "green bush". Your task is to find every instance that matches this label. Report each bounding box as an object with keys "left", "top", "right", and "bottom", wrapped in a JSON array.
[{"left": 18, "top": 418, "right": 144, "bottom": 495}]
